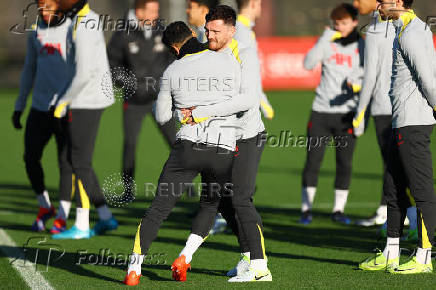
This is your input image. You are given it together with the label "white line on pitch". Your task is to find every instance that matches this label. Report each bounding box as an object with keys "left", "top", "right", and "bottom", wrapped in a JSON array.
[{"left": 0, "top": 228, "right": 54, "bottom": 290}]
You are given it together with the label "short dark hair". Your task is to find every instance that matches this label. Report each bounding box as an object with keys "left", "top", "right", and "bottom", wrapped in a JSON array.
[
  {"left": 162, "top": 21, "right": 193, "bottom": 47},
  {"left": 135, "top": 0, "right": 158, "bottom": 9},
  {"left": 236, "top": 0, "right": 252, "bottom": 10},
  {"left": 205, "top": 5, "right": 237, "bottom": 26},
  {"left": 330, "top": 3, "right": 358, "bottom": 21},
  {"left": 190, "top": 0, "right": 219, "bottom": 10}
]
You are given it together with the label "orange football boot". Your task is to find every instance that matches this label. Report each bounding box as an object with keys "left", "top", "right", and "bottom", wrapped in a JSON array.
[
  {"left": 123, "top": 271, "right": 141, "bottom": 286},
  {"left": 171, "top": 255, "right": 191, "bottom": 281}
]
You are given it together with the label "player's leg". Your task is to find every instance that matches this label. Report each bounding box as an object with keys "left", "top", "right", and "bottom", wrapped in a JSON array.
[
  {"left": 301, "top": 111, "right": 330, "bottom": 224},
  {"left": 125, "top": 140, "right": 199, "bottom": 285},
  {"left": 227, "top": 133, "right": 272, "bottom": 282},
  {"left": 177, "top": 171, "right": 241, "bottom": 258},
  {"left": 51, "top": 115, "right": 73, "bottom": 233},
  {"left": 331, "top": 113, "right": 356, "bottom": 224},
  {"left": 391, "top": 126, "right": 436, "bottom": 273},
  {"left": 24, "top": 109, "right": 56, "bottom": 231},
  {"left": 356, "top": 115, "right": 391, "bottom": 226},
  {"left": 359, "top": 128, "right": 408, "bottom": 271},
  {"left": 122, "top": 103, "right": 147, "bottom": 194},
  {"left": 53, "top": 109, "right": 116, "bottom": 239},
  {"left": 218, "top": 194, "right": 252, "bottom": 277},
  {"left": 171, "top": 145, "right": 235, "bottom": 281}
]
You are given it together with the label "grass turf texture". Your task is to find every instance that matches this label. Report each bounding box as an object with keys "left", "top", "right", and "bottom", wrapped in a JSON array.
[{"left": 1, "top": 89, "right": 436, "bottom": 289}]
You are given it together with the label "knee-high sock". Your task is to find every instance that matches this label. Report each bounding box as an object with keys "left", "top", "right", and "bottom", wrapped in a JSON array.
[
  {"left": 301, "top": 187, "right": 316, "bottom": 212},
  {"left": 74, "top": 208, "right": 89, "bottom": 231},
  {"left": 37, "top": 190, "right": 51, "bottom": 209},
  {"left": 180, "top": 234, "right": 204, "bottom": 263},
  {"left": 333, "top": 189, "right": 349, "bottom": 213}
]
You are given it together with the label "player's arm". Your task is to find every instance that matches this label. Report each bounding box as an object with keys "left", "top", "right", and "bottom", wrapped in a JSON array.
[
  {"left": 13, "top": 33, "right": 37, "bottom": 129},
  {"left": 155, "top": 68, "right": 173, "bottom": 125},
  {"left": 347, "top": 39, "right": 365, "bottom": 94},
  {"left": 401, "top": 34, "right": 436, "bottom": 109},
  {"left": 54, "top": 27, "right": 104, "bottom": 118},
  {"left": 304, "top": 28, "right": 340, "bottom": 70},
  {"left": 353, "top": 36, "right": 377, "bottom": 136},
  {"left": 260, "top": 92, "right": 274, "bottom": 120},
  {"left": 191, "top": 48, "right": 259, "bottom": 120}
]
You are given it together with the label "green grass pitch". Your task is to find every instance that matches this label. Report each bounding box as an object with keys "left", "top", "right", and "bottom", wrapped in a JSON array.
[{"left": 1, "top": 89, "right": 436, "bottom": 289}]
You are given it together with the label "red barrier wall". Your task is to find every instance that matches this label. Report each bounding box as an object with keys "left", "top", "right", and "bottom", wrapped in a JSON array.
[{"left": 257, "top": 36, "right": 436, "bottom": 90}]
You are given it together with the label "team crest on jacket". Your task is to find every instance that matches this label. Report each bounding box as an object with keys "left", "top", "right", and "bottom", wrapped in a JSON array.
[
  {"left": 128, "top": 42, "right": 139, "bottom": 54},
  {"left": 153, "top": 35, "right": 165, "bottom": 53}
]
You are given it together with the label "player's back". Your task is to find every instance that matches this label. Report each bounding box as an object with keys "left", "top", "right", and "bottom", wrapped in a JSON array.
[
  {"left": 17, "top": 20, "right": 69, "bottom": 112},
  {"left": 61, "top": 7, "right": 114, "bottom": 109},
  {"left": 390, "top": 13, "right": 436, "bottom": 128},
  {"left": 364, "top": 12, "right": 395, "bottom": 116},
  {"left": 164, "top": 49, "right": 241, "bottom": 150},
  {"left": 234, "top": 15, "right": 257, "bottom": 51}
]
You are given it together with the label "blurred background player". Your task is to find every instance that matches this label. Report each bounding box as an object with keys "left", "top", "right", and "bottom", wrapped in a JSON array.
[
  {"left": 52, "top": 0, "right": 117, "bottom": 240},
  {"left": 12, "top": 0, "right": 73, "bottom": 234},
  {"left": 300, "top": 3, "right": 364, "bottom": 225},
  {"left": 107, "top": 0, "right": 177, "bottom": 195},
  {"left": 236, "top": 0, "right": 274, "bottom": 121},
  {"left": 359, "top": 0, "right": 436, "bottom": 274},
  {"left": 352, "top": 0, "right": 417, "bottom": 241},
  {"left": 186, "top": 0, "right": 218, "bottom": 43}
]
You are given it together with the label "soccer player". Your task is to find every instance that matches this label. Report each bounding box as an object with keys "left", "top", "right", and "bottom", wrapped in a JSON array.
[
  {"left": 123, "top": 21, "right": 242, "bottom": 286},
  {"left": 171, "top": 5, "right": 272, "bottom": 282},
  {"left": 352, "top": 0, "right": 417, "bottom": 241},
  {"left": 12, "top": 0, "right": 73, "bottom": 233},
  {"left": 235, "top": 0, "right": 274, "bottom": 120},
  {"left": 186, "top": 0, "right": 229, "bottom": 235},
  {"left": 359, "top": 0, "right": 436, "bottom": 274},
  {"left": 51, "top": 0, "right": 118, "bottom": 239},
  {"left": 300, "top": 3, "right": 364, "bottom": 225},
  {"left": 107, "top": 0, "right": 177, "bottom": 195},
  {"left": 186, "top": 0, "right": 219, "bottom": 43}
]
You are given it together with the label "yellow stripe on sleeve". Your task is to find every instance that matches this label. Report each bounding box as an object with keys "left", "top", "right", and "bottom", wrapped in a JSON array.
[{"left": 229, "top": 39, "right": 242, "bottom": 64}]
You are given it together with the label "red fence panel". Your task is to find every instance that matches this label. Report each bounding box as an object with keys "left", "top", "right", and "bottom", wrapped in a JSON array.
[{"left": 257, "top": 36, "right": 436, "bottom": 91}]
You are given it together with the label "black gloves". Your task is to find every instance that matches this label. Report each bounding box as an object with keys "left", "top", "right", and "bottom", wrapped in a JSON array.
[{"left": 12, "top": 111, "right": 22, "bottom": 129}]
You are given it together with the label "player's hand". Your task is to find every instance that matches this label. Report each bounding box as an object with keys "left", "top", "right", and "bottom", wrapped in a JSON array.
[
  {"left": 181, "top": 107, "right": 196, "bottom": 125},
  {"left": 12, "top": 111, "right": 22, "bottom": 129},
  {"left": 181, "top": 108, "right": 193, "bottom": 119},
  {"left": 352, "top": 118, "right": 365, "bottom": 137},
  {"left": 53, "top": 102, "right": 68, "bottom": 119},
  {"left": 322, "top": 27, "right": 342, "bottom": 42},
  {"left": 260, "top": 101, "right": 274, "bottom": 120}
]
